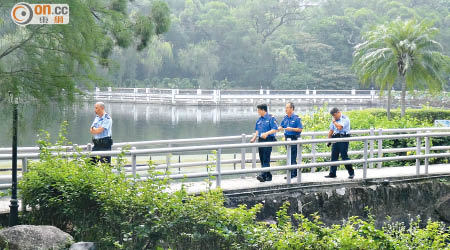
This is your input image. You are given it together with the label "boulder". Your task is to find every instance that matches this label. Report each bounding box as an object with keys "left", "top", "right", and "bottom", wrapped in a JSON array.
[
  {"left": 0, "top": 225, "right": 73, "bottom": 250},
  {"left": 70, "top": 242, "right": 96, "bottom": 250}
]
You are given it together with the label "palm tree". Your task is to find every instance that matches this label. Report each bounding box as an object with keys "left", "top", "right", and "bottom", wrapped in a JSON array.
[{"left": 353, "top": 19, "right": 450, "bottom": 117}]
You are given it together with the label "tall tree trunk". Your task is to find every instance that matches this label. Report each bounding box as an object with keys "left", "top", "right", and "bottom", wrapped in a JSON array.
[
  {"left": 387, "top": 88, "right": 392, "bottom": 120},
  {"left": 400, "top": 76, "right": 406, "bottom": 117}
]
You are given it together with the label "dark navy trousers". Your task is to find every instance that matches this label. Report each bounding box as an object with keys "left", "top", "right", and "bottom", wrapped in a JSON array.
[
  {"left": 258, "top": 136, "right": 275, "bottom": 178},
  {"left": 330, "top": 141, "right": 354, "bottom": 176}
]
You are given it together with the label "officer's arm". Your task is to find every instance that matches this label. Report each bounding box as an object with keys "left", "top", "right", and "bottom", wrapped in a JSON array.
[
  {"left": 328, "top": 129, "right": 333, "bottom": 138},
  {"left": 333, "top": 120, "right": 344, "bottom": 130},
  {"left": 90, "top": 126, "right": 105, "bottom": 135},
  {"left": 290, "top": 127, "right": 302, "bottom": 132},
  {"left": 250, "top": 131, "right": 258, "bottom": 143},
  {"left": 288, "top": 119, "right": 303, "bottom": 132},
  {"left": 265, "top": 129, "right": 277, "bottom": 135}
]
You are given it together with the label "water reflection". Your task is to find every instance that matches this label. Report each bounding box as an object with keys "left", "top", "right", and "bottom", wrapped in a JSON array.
[{"left": 0, "top": 102, "right": 382, "bottom": 147}]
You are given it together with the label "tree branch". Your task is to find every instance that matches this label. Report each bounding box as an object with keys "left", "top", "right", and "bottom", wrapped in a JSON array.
[{"left": 0, "top": 26, "right": 43, "bottom": 60}]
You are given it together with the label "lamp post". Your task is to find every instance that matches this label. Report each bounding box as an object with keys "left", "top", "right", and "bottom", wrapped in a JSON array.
[{"left": 8, "top": 91, "right": 19, "bottom": 226}]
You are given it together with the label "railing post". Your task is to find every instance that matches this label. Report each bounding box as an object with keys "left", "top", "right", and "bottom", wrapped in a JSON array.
[
  {"left": 117, "top": 147, "right": 122, "bottom": 170},
  {"left": 369, "top": 127, "right": 374, "bottom": 168},
  {"left": 218, "top": 89, "right": 221, "bottom": 104},
  {"left": 363, "top": 140, "right": 368, "bottom": 179},
  {"left": 377, "top": 128, "right": 383, "bottom": 169},
  {"left": 166, "top": 143, "right": 171, "bottom": 173},
  {"left": 370, "top": 88, "right": 375, "bottom": 103},
  {"left": 416, "top": 136, "right": 421, "bottom": 175},
  {"left": 240, "top": 134, "right": 246, "bottom": 179},
  {"left": 286, "top": 138, "right": 292, "bottom": 184},
  {"left": 311, "top": 134, "right": 316, "bottom": 172},
  {"left": 216, "top": 148, "right": 222, "bottom": 187},
  {"left": 87, "top": 143, "right": 92, "bottom": 152},
  {"left": 21, "top": 157, "right": 28, "bottom": 215},
  {"left": 21, "top": 157, "right": 28, "bottom": 173},
  {"left": 108, "top": 87, "right": 112, "bottom": 101},
  {"left": 171, "top": 89, "right": 176, "bottom": 104},
  {"left": 425, "top": 134, "right": 430, "bottom": 174},
  {"left": 297, "top": 143, "right": 302, "bottom": 184},
  {"left": 131, "top": 147, "right": 137, "bottom": 178},
  {"left": 252, "top": 146, "right": 257, "bottom": 170},
  {"left": 233, "top": 153, "right": 236, "bottom": 170}
]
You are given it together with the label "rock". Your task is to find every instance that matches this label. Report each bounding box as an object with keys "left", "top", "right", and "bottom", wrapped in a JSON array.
[
  {"left": 0, "top": 225, "right": 74, "bottom": 250},
  {"left": 70, "top": 242, "right": 96, "bottom": 250},
  {"left": 435, "top": 195, "right": 450, "bottom": 223}
]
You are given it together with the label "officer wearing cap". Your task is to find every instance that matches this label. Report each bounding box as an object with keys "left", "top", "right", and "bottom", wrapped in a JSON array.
[
  {"left": 250, "top": 103, "right": 278, "bottom": 182},
  {"left": 90, "top": 102, "right": 113, "bottom": 164},
  {"left": 325, "top": 107, "right": 354, "bottom": 179},
  {"left": 278, "top": 102, "right": 303, "bottom": 178}
]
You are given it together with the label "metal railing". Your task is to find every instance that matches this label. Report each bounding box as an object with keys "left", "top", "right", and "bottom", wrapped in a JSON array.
[
  {"left": 0, "top": 128, "right": 449, "bottom": 189},
  {"left": 90, "top": 87, "right": 381, "bottom": 104}
]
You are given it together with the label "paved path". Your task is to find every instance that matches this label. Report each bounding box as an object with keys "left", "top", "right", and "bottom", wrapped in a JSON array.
[
  {"left": 1, "top": 164, "right": 448, "bottom": 214},
  {"left": 168, "top": 164, "right": 450, "bottom": 193}
]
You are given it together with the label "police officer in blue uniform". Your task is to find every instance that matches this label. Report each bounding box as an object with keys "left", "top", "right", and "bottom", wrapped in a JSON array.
[
  {"left": 325, "top": 107, "right": 354, "bottom": 179},
  {"left": 250, "top": 104, "right": 278, "bottom": 182},
  {"left": 278, "top": 102, "right": 303, "bottom": 178},
  {"left": 90, "top": 102, "right": 113, "bottom": 164}
]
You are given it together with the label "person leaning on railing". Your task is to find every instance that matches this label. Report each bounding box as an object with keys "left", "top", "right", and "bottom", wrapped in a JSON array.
[
  {"left": 325, "top": 107, "right": 355, "bottom": 179},
  {"left": 90, "top": 102, "right": 113, "bottom": 164}
]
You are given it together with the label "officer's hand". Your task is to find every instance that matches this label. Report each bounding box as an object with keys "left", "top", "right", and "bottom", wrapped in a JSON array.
[
  {"left": 250, "top": 137, "right": 256, "bottom": 143},
  {"left": 278, "top": 126, "right": 283, "bottom": 131},
  {"left": 261, "top": 133, "right": 268, "bottom": 139},
  {"left": 285, "top": 127, "right": 292, "bottom": 131}
]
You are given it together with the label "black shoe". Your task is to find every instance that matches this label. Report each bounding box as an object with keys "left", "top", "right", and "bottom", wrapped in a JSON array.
[
  {"left": 257, "top": 175, "right": 265, "bottom": 182},
  {"left": 265, "top": 175, "right": 272, "bottom": 182},
  {"left": 324, "top": 175, "right": 337, "bottom": 178},
  {"left": 348, "top": 175, "right": 355, "bottom": 179}
]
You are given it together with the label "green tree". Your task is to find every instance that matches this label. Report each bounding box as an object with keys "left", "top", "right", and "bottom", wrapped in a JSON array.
[
  {"left": 353, "top": 19, "right": 450, "bottom": 117},
  {"left": 0, "top": 0, "right": 170, "bottom": 103},
  {"left": 178, "top": 41, "right": 219, "bottom": 88}
]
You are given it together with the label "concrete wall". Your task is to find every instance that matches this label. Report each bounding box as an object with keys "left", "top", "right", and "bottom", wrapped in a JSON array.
[{"left": 224, "top": 175, "right": 450, "bottom": 227}]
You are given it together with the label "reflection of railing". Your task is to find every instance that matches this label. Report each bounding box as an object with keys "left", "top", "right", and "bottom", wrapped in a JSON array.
[
  {"left": 0, "top": 127, "right": 449, "bottom": 189},
  {"left": 90, "top": 87, "right": 382, "bottom": 105}
]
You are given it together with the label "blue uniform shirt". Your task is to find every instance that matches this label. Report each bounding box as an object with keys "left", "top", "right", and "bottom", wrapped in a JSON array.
[
  {"left": 329, "top": 114, "right": 350, "bottom": 134},
  {"left": 255, "top": 113, "right": 278, "bottom": 138},
  {"left": 91, "top": 113, "right": 112, "bottom": 139},
  {"left": 280, "top": 113, "right": 303, "bottom": 136}
]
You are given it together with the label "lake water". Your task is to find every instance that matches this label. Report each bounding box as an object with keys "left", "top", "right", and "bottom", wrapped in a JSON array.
[{"left": 0, "top": 102, "right": 382, "bottom": 147}]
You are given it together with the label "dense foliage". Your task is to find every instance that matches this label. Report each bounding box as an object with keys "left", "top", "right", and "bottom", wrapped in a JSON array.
[{"left": 102, "top": 0, "right": 450, "bottom": 91}]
